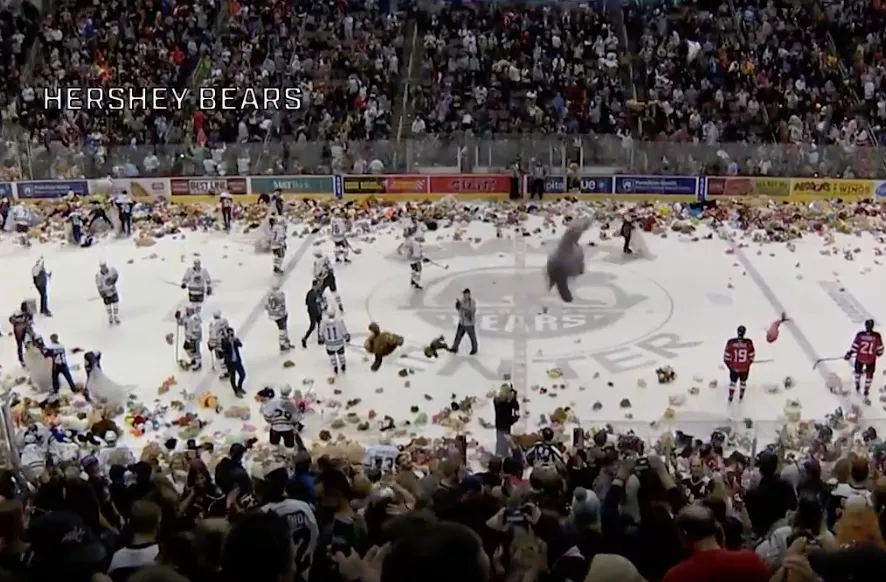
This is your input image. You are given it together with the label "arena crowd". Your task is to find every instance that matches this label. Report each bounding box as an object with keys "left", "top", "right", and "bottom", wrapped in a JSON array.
[{"left": 1, "top": 1, "right": 886, "bottom": 582}]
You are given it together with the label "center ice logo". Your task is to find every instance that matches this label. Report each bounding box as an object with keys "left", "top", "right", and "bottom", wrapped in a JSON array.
[
  {"left": 408, "top": 268, "right": 656, "bottom": 340},
  {"left": 387, "top": 239, "right": 672, "bottom": 346}
]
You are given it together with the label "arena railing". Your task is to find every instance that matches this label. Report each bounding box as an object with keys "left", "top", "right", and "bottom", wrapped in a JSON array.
[{"left": 3, "top": 136, "right": 886, "bottom": 180}]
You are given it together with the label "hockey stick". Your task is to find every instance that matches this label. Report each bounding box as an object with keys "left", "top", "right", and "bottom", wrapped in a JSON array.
[
  {"left": 427, "top": 259, "right": 449, "bottom": 270},
  {"left": 813, "top": 357, "right": 844, "bottom": 370},
  {"left": 174, "top": 323, "right": 181, "bottom": 363},
  {"left": 755, "top": 359, "right": 774, "bottom": 364}
]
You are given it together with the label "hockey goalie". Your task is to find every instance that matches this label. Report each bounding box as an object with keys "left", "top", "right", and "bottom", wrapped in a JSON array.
[{"left": 364, "top": 322, "right": 404, "bottom": 371}]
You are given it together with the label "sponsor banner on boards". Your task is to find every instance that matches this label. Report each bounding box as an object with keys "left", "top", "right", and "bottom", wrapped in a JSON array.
[
  {"left": 789, "top": 178, "right": 873, "bottom": 198},
  {"left": 88, "top": 178, "right": 171, "bottom": 199},
  {"left": 705, "top": 177, "right": 791, "bottom": 198},
  {"left": 170, "top": 177, "right": 248, "bottom": 196},
  {"left": 428, "top": 174, "right": 510, "bottom": 196},
  {"left": 18, "top": 180, "right": 89, "bottom": 199},
  {"left": 613, "top": 175, "right": 698, "bottom": 196},
  {"left": 875, "top": 181, "right": 886, "bottom": 198},
  {"left": 0, "top": 182, "right": 13, "bottom": 198},
  {"left": 342, "top": 176, "right": 385, "bottom": 195},
  {"left": 250, "top": 175, "right": 334, "bottom": 195},
  {"left": 542, "top": 176, "right": 615, "bottom": 195}
]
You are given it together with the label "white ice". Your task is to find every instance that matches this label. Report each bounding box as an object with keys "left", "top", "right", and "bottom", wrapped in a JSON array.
[{"left": 1, "top": 214, "right": 885, "bottom": 460}]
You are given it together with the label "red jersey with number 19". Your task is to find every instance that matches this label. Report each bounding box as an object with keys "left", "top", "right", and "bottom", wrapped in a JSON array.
[{"left": 723, "top": 338, "right": 755, "bottom": 372}]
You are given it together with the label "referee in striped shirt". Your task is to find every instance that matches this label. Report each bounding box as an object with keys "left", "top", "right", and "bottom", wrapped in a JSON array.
[{"left": 526, "top": 427, "right": 565, "bottom": 466}]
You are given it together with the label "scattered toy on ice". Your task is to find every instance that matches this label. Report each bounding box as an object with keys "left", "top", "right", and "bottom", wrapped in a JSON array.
[{"left": 656, "top": 366, "right": 676, "bottom": 384}]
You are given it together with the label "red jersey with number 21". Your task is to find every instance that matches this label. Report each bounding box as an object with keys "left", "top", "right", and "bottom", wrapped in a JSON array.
[
  {"left": 851, "top": 331, "right": 884, "bottom": 364},
  {"left": 723, "top": 338, "right": 755, "bottom": 372}
]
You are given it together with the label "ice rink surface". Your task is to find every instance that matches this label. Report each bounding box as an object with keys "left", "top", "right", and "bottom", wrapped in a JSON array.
[{"left": 2, "top": 213, "right": 886, "bottom": 455}]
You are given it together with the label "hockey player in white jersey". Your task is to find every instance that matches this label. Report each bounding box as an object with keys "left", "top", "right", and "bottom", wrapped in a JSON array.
[
  {"left": 257, "top": 386, "right": 305, "bottom": 450},
  {"left": 313, "top": 250, "right": 344, "bottom": 312},
  {"left": 265, "top": 283, "right": 292, "bottom": 352},
  {"left": 10, "top": 202, "right": 31, "bottom": 246},
  {"left": 404, "top": 230, "right": 425, "bottom": 290},
  {"left": 321, "top": 310, "right": 350, "bottom": 374},
  {"left": 330, "top": 214, "right": 351, "bottom": 264},
  {"left": 176, "top": 306, "right": 203, "bottom": 370},
  {"left": 181, "top": 258, "right": 213, "bottom": 312},
  {"left": 208, "top": 310, "right": 230, "bottom": 378},
  {"left": 268, "top": 216, "right": 287, "bottom": 275},
  {"left": 95, "top": 261, "right": 120, "bottom": 325}
]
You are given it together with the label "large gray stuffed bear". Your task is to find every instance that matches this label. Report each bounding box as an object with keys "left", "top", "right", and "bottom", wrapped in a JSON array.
[{"left": 546, "top": 217, "right": 591, "bottom": 302}]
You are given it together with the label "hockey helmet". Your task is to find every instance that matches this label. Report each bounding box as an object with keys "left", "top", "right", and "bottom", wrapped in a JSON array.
[
  {"left": 736, "top": 325, "right": 746, "bottom": 338},
  {"left": 865, "top": 319, "right": 875, "bottom": 332}
]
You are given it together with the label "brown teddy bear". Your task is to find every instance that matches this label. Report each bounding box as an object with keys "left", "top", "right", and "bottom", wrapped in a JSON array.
[{"left": 364, "top": 322, "right": 404, "bottom": 371}]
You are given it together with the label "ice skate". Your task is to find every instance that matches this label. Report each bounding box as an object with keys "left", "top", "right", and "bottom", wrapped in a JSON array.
[
  {"left": 301, "top": 337, "right": 308, "bottom": 349},
  {"left": 341, "top": 364, "right": 346, "bottom": 373},
  {"left": 191, "top": 361, "right": 202, "bottom": 371},
  {"left": 333, "top": 366, "right": 339, "bottom": 375}
]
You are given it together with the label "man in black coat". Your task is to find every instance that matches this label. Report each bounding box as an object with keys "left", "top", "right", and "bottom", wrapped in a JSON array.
[
  {"left": 493, "top": 385, "right": 520, "bottom": 456},
  {"left": 301, "top": 279, "right": 326, "bottom": 348},
  {"left": 220, "top": 327, "right": 246, "bottom": 398},
  {"left": 620, "top": 215, "right": 634, "bottom": 254}
]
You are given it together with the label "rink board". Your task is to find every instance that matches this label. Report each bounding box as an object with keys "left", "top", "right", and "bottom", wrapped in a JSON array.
[{"left": 166, "top": 193, "right": 698, "bottom": 203}]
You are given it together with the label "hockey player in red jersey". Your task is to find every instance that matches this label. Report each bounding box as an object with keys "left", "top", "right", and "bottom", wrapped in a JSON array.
[
  {"left": 844, "top": 318, "right": 883, "bottom": 398},
  {"left": 724, "top": 325, "right": 755, "bottom": 402}
]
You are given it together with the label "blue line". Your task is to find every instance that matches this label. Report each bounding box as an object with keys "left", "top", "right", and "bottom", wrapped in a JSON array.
[
  {"left": 193, "top": 234, "right": 317, "bottom": 394},
  {"left": 719, "top": 230, "right": 849, "bottom": 408}
]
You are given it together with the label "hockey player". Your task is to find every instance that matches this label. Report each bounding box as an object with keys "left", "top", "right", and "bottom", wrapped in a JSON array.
[
  {"left": 265, "top": 283, "right": 293, "bottom": 352},
  {"left": 9, "top": 301, "right": 33, "bottom": 365},
  {"left": 176, "top": 306, "right": 203, "bottom": 370},
  {"left": 403, "top": 230, "right": 425, "bottom": 290},
  {"left": 67, "top": 206, "right": 86, "bottom": 246},
  {"left": 87, "top": 199, "right": 114, "bottom": 232},
  {"left": 257, "top": 387, "right": 304, "bottom": 450},
  {"left": 83, "top": 350, "right": 102, "bottom": 401},
  {"left": 302, "top": 280, "right": 327, "bottom": 348},
  {"left": 268, "top": 216, "right": 287, "bottom": 275},
  {"left": 219, "top": 191, "right": 233, "bottom": 232},
  {"left": 321, "top": 310, "right": 350, "bottom": 374},
  {"left": 208, "top": 310, "right": 231, "bottom": 378},
  {"left": 844, "top": 318, "right": 884, "bottom": 398},
  {"left": 723, "top": 325, "right": 755, "bottom": 403},
  {"left": 115, "top": 193, "right": 133, "bottom": 237},
  {"left": 270, "top": 188, "right": 284, "bottom": 216},
  {"left": 312, "top": 249, "right": 344, "bottom": 312},
  {"left": 95, "top": 261, "right": 120, "bottom": 325},
  {"left": 32, "top": 258, "right": 52, "bottom": 316},
  {"left": 42, "top": 333, "right": 76, "bottom": 393},
  {"left": 10, "top": 202, "right": 31, "bottom": 246},
  {"left": 181, "top": 258, "right": 213, "bottom": 313},
  {"left": 331, "top": 214, "right": 351, "bottom": 264}
]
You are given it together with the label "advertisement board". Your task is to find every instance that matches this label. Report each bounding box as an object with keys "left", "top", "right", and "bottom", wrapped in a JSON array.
[
  {"left": 613, "top": 175, "right": 698, "bottom": 200},
  {"left": 17, "top": 180, "right": 88, "bottom": 199},
  {"left": 250, "top": 176, "right": 334, "bottom": 197},
  {"left": 169, "top": 177, "right": 249, "bottom": 202},
  {"left": 428, "top": 174, "right": 510, "bottom": 198},
  {"left": 706, "top": 177, "right": 791, "bottom": 199},
  {"left": 0, "top": 182, "right": 13, "bottom": 198},
  {"left": 789, "top": 178, "right": 874, "bottom": 199},
  {"left": 337, "top": 174, "right": 509, "bottom": 199},
  {"left": 88, "top": 178, "right": 170, "bottom": 199}
]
